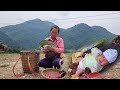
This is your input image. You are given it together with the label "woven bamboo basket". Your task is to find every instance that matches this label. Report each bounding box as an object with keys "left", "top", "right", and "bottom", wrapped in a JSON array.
[
  {"left": 41, "top": 68, "right": 66, "bottom": 79},
  {"left": 20, "top": 50, "right": 40, "bottom": 74}
]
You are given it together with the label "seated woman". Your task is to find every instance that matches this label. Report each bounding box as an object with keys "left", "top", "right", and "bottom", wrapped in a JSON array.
[
  {"left": 71, "top": 47, "right": 118, "bottom": 79},
  {"left": 38, "top": 25, "right": 64, "bottom": 69}
]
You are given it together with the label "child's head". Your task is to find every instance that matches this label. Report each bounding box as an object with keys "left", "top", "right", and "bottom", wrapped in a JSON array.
[{"left": 98, "top": 49, "right": 118, "bottom": 66}]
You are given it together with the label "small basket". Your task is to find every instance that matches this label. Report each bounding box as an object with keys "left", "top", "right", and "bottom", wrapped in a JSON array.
[
  {"left": 20, "top": 50, "right": 40, "bottom": 74},
  {"left": 41, "top": 68, "right": 66, "bottom": 79}
]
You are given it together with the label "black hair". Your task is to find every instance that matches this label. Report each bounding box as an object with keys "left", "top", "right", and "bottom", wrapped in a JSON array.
[{"left": 50, "top": 25, "right": 60, "bottom": 33}]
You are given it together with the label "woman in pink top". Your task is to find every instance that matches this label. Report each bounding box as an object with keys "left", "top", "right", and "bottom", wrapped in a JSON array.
[{"left": 38, "top": 25, "right": 64, "bottom": 69}]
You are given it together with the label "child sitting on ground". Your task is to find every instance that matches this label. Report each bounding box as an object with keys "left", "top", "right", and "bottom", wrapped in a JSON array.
[{"left": 71, "top": 47, "right": 118, "bottom": 79}]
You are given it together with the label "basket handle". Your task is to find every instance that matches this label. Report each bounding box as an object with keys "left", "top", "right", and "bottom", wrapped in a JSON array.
[
  {"left": 27, "top": 55, "right": 37, "bottom": 76},
  {"left": 12, "top": 56, "right": 25, "bottom": 77},
  {"left": 13, "top": 55, "right": 37, "bottom": 78}
]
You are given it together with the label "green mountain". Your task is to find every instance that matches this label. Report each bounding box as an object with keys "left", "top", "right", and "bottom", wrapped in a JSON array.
[
  {"left": 0, "top": 19, "right": 55, "bottom": 50},
  {"left": 61, "top": 23, "right": 116, "bottom": 51},
  {"left": 0, "top": 31, "right": 19, "bottom": 49},
  {"left": 0, "top": 19, "right": 116, "bottom": 52}
]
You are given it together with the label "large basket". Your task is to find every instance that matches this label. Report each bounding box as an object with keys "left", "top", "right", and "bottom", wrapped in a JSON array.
[
  {"left": 41, "top": 68, "right": 66, "bottom": 79},
  {"left": 20, "top": 50, "right": 40, "bottom": 74}
]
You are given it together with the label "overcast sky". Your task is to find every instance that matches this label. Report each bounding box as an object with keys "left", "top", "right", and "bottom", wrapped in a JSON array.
[{"left": 0, "top": 11, "right": 120, "bottom": 35}]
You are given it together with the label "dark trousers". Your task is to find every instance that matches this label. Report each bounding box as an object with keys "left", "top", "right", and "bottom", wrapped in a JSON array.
[{"left": 38, "top": 57, "right": 64, "bottom": 69}]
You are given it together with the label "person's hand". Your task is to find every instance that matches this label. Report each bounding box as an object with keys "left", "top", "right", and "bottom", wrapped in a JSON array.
[
  {"left": 41, "top": 45, "right": 49, "bottom": 53},
  {"left": 47, "top": 46, "right": 55, "bottom": 52}
]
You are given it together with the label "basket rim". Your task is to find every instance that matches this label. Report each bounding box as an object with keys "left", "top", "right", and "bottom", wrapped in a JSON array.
[
  {"left": 20, "top": 50, "right": 40, "bottom": 53},
  {"left": 41, "top": 68, "right": 65, "bottom": 79}
]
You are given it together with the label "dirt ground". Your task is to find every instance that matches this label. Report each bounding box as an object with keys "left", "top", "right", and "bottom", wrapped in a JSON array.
[
  {"left": 0, "top": 52, "right": 120, "bottom": 79},
  {"left": 0, "top": 53, "right": 72, "bottom": 79}
]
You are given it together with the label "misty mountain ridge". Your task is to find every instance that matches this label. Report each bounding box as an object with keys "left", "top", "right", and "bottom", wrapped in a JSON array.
[{"left": 0, "top": 19, "right": 116, "bottom": 52}]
